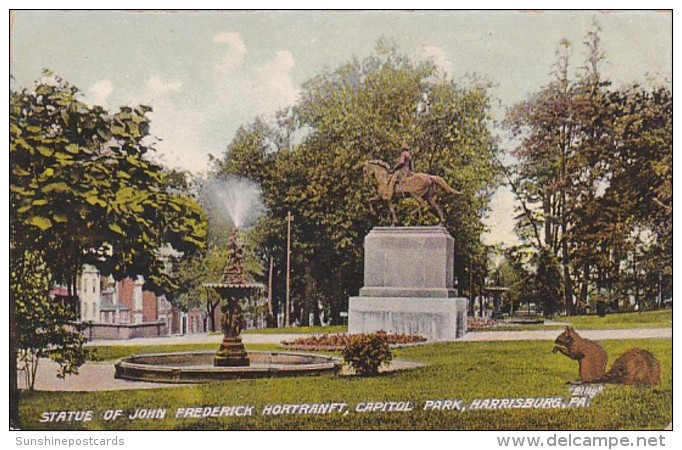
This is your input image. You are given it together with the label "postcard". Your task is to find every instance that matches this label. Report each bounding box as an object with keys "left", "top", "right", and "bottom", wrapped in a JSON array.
[{"left": 8, "top": 9, "right": 672, "bottom": 442}]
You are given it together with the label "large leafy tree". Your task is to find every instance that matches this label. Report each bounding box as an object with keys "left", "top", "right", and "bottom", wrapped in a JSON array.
[
  {"left": 10, "top": 72, "right": 207, "bottom": 294},
  {"left": 505, "top": 26, "right": 671, "bottom": 315},
  {"left": 505, "top": 37, "right": 580, "bottom": 314},
  {"left": 216, "top": 41, "right": 500, "bottom": 324},
  {"left": 9, "top": 72, "right": 207, "bottom": 426}
]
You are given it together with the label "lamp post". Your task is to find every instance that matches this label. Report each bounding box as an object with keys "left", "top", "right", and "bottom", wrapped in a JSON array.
[
  {"left": 285, "top": 211, "right": 293, "bottom": 327},
  {"left": 267, "top": 256, "right": 274, "bottom": 320}
]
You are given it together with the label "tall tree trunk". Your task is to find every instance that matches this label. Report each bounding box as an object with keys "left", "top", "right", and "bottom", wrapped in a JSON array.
[
  {"left": 560, "top": 190, "right": 574, "bottom": 315},
  {"left": 468, "top": 263, "right": 475, "bottom": 316},
  {"left": 561, "top": 241, "right": 574, "bottom": 315},
  {"left": 9, "top": 244, "right": 21, "bottom": 428},
  {"left": 303, "top": 264, "right": 315, "bottom": 326},
  {"left": 559, "top": 130, "right": 574, "bottom": 315},
  {"left": 10, "top": 267, "right": 19, "bottom": 428},
  {"left": 633, "top": 256, "right": 640, "bottom": 312},
  {"left": 658, "top": 271, "right": 663, "bottom": 310},
  {"left": 579, "top": 262, "right": 589, "bottom": 307},
  {"left": 206, "top": 300, "right": 218, "bottom": 332},
  {"left": 543, "top": 190, "right": 552, "bottom": 247}
]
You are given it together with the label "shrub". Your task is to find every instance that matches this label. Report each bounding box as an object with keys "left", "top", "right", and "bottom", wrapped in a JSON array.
[{"left": 341, "top": 331, "right": 392, "bottom": 376}]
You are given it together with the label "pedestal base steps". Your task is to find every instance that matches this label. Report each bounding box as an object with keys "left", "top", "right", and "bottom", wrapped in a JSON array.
[
  {"left": 349, "top": 296, "right": 467, "bottom": 341},
  {"left": 214, "top": 337, "right": 250, "bottom": 367}
]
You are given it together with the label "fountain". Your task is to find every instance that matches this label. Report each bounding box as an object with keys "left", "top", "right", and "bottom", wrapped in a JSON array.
[
  {"left": 204, "top": 227, "right": 263, "bottom": 367},
  {"left": 114, "top": 177, "right": 341, "bottom": 383}
]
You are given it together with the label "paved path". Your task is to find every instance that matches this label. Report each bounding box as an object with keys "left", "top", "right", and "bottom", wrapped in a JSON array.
[
  {"left": 25, "top": 327, "right": 670, "bottom": 392},
  {"left": 22, "top": 359, "right": 424, "bottom": 392},
  {"left": 19, "top": 360, "right": 183, "bottom": 392},
  {"left": 85, "top": 333, "right": 308, "bottom": 347},
  {"left": 461, "top": 327, "right": 671, "bottom": 342}
]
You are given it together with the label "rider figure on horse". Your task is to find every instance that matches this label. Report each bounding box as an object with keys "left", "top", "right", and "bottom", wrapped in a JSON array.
[{"left": 388, "top": 143, "right": 413, "bottom": 198}]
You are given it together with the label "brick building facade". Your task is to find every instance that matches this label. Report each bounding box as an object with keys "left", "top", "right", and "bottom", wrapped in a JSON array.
[{"left": 74, "top": 265, "right": 205, "bottom": 339}]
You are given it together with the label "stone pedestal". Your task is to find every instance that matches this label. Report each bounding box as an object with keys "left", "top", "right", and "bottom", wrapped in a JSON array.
[
  {"left": 214, "top": 337, "right": 250, "bottom": 367},
  {"left": 349, "top": 227, "right": 467, "bottom": 341}
]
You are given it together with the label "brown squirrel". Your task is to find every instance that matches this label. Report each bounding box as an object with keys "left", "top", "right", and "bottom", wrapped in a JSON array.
[
  {"left": 553, "top": 326, "right": 660, "bottom": 387},
  {"left": 553, "top": 326, "right": 607, "bottom": 383}
]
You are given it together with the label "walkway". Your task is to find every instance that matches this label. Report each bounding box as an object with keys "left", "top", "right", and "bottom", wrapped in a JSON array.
[
  {"left": 85, "top": 333, "right": 308, "bottom": 347},
  {"left": 22, "top": 359, "right": 424, "bottom": 392},
  {"left": 460, "top": 327, "right": 671, "bottom": 342},
  {"left": 25, "top": 327, "right": 670, "bottom": 392}
]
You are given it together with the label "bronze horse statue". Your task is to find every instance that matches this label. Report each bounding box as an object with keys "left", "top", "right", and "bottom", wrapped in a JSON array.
[{"left": 362, "top": 160, "right": 461, "bottom": 225}]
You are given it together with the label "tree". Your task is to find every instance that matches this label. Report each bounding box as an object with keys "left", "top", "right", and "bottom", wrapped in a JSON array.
[
  {"left": 10, "top": 73, "right": 207, "bottom": 296},
  {"left": 494, "top": 247, "right": 534, "bottom": 315},
  {"left": 506, "top": 25, "right": 671, "bottom": 315},
  {"left": 606, "top": 85, "right": 672, "bottom": 307},
  {"left": 505, "top": 37, "right": 580, "bottom": 314},
  {"left": 216, "top": 40, "right": 500, "bottom": 324},
  {"left": 532, "top": 248, "right": 563, "bottom": 318},
  {"left": 10, "top": 72, "right": 207, "bottom": 426},
  {"left": 12, "top": 250, "right": 94, "bottom": 391}
]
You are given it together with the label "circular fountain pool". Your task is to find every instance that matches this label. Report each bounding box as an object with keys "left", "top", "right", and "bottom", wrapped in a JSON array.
[{"left": 115, "top": 350, "right": 341, "bottom": 383}]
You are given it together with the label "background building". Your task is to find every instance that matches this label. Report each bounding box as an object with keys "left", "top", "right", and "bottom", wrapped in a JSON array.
[{"left": 70, "top": 265, "right": 205, "bottom": 339}]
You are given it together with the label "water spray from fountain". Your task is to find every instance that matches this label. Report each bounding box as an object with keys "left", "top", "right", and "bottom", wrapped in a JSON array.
[{"left": 201, "top": 175, "right": 266, "bottom": 230}]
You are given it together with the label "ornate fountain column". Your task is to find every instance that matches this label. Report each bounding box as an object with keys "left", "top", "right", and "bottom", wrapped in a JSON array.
[
  {"left": 205, "top": 229, "right": 263, "bottom": 367},
  {"left": 213, "top": 297, "right": 249, "bottom": 367}
]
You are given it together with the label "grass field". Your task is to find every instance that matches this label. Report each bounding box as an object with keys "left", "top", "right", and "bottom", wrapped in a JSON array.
[
  {"left": 19, "top": 338, "right": 671, "bottom": 430},
  {"left": 559, "top": 310, "right": 672, "bottom": 329},
  {"left": 469, "top": 310, "right": 672, "bottom": 332},
  {"left": 238, "top": 310, "right": 673, "bottom": 335},
  {"left": 91, "top": 343, "right": 281, "bottom": 361}
]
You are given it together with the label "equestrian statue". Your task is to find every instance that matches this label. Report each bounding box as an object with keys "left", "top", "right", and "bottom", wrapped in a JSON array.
[{"left": 363, "top": 145, "right": 461, "bottom": 226}]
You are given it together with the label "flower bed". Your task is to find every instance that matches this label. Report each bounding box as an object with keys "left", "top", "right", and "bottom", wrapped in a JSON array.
[
  {"left": 281, "top": 332, "right": 426, "bottom": 351},
  {"left": 466, "top": 316, "right": 502, "bottom": 330}
]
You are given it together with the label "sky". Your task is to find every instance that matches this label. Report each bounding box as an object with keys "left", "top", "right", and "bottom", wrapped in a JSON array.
[{"left": 9, "top": 10, "right": 672, "bottom": 247}]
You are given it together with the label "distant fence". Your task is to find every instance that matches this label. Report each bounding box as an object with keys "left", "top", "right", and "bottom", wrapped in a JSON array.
[{"left": 85, "top": 322, "right": 168, "bottom": 340}]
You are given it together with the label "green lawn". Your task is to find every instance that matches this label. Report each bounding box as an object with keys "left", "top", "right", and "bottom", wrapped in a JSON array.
[
  {"left": 19, "top": 338, "right": 671, "bottom": 430},
  {"left": 559, "top": 310, "right": 672, "bottom": 329},
  {"left": 469, "top": 324, "right": 565, "bottom": 332},
  {"left": 469, "top": 310, "right": 672, "bottom": 332},
  {"left": 91, "top": 343, "right": 281, "bottom": 362},
  {"left": 238, "top": 310, "right": 671, "bottom": 336}
]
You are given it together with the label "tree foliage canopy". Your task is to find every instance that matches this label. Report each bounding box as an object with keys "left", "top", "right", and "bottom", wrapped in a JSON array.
[
  {"left": 9, "top": 72, "right": 208, "bottom": 390},
  {"left": 215, "top": 42, "right": 500, "bottom": 323},
  {"left": 505, "top": 27, "right": 671, "bottom": 314},
  {"left": 10, "top": 72, "right": 207, "bottom": 295}
]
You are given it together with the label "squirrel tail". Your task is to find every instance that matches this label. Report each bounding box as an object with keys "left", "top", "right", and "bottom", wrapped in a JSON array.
[{"left": 594, "top": 369, "right": 620, "bottom": 384}]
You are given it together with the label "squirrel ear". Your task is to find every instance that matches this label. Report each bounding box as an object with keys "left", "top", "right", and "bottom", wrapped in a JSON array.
[{"left": 565, "top": 325, "right": 571, "bottom": 332}]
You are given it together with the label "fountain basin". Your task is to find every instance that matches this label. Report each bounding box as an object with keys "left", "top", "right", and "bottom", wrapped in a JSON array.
[
  {"left": 114, "top": 350, "right": 341, "bottom": 383},
  {"left": 203, "top": 282, "right": 264, "bottom": 300}
]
